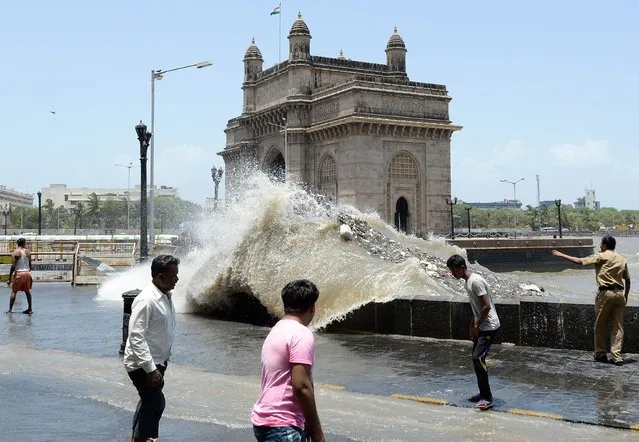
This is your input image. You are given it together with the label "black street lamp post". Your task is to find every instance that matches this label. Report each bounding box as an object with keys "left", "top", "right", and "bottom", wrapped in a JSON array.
[
  {"left": 37, "top": 191, "right": 42, "bottom": 235},
  {"left": 465, "top": 206, "right": 472, "bottom": 236},
  {"left": 445, "top": 197, "right": 457, "bottom": 239},
  {"left": 2, "top": 203, "right": 10, "bottom": 235},
  {"left": 211, "top": 165, "right": 224, "bottom": 210},
  {"left": 555, "top": 199, "right": 563, "bottom": 239},
  {"left": 135, "top": 120, "right": 152, "bottom": 262}
]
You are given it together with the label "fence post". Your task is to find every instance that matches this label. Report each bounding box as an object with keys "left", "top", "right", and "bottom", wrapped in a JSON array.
[{"left": 120, "top": 289, "right": 141, "bottom": 354}]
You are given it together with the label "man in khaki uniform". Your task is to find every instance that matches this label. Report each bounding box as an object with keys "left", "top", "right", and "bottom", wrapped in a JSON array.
[{"left": 553, "top": 235, "right": 631, "bottom": 366}]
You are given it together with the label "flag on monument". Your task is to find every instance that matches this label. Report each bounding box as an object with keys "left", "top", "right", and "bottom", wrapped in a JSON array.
[{"left": 270, "top": 4, "right": 281, "bottom": 15}]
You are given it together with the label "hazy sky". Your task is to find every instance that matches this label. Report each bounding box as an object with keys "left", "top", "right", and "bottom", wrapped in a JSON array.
[{"left": 1, "top": 1, "right": 637, "bottom": 209}]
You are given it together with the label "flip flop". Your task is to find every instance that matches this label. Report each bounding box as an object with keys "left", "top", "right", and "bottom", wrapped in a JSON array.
[
  {"left": 22, "top": 309, "right": 33, "bottom": 315},
  {"left": 475, "top": 399, "right": 493, "bottom": 410}
]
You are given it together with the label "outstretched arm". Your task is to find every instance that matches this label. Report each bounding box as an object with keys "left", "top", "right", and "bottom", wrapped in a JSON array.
[{"left": 552, "top": 250, "right": 583, "bottom": 265}]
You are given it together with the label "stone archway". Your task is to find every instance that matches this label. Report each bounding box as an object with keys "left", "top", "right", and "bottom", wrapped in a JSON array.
[
  {"left": 263, "top": 147, "right": 285, "bottom": 181},
  {"left": 395, "top": 197, "right": 409, "bottom": 232},
  {"left": 318, "top": 154, "right": 337, "bottom": 201},
  {"left": 387, "top": 151, "right": 420, "bottom": 234}
]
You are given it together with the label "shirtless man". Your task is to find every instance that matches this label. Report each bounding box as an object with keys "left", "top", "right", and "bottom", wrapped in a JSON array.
[{"left": 5, "top": 238, "right": 33, "bottom": 315}]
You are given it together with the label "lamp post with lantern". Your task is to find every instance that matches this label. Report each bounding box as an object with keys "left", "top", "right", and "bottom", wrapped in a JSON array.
[
  {"left": 135, "top": 120, "right": 152, "bottom": 262},
  {"left": 211, "top": 165, "right": 224, "bottom": 210}
]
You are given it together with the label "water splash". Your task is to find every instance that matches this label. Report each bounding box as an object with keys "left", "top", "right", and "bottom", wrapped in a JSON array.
[{"left": 97, "top": 168, "right": 461, "bottom": 327}]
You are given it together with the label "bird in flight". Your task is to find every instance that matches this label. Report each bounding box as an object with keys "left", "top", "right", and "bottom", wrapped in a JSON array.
[{"left": 50, "top": 111, "right": 56, "bottom": 115}]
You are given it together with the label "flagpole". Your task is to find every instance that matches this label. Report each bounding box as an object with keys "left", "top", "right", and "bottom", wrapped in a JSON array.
[{"left": 278, "top": 2, "right": 282, "bottom": 63}]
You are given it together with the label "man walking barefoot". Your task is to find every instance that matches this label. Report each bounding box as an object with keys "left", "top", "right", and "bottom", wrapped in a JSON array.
[
  {"left": 553, "top": 235, "right": 630, "bottom": 366},
  {"left": 447, "top": 254, "right": 501, "bottom": 410},
  {"left": 123, "top": 255, "right": 179, "bottom": 442},
  {"left": 5, "top": 238, "right": 33, "bottom": 315},
  {"left": 251, "top": 279, "right": 325, "bottom": 441}
]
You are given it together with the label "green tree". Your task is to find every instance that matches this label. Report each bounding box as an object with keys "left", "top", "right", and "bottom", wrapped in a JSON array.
[
  {"left": 154, "top": 196, "right": 203, "bottom": 232},
  {"left": 87, "top": 193, "right": 102, "bottom": 227},
  {"left": 43, "top": 199, "right": 56, "bottom": 228},
  {"left": 73, "top": 202, "right": 86, "bottom": 233}
]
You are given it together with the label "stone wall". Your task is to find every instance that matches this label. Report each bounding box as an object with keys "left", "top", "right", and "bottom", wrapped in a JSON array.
[
  {"left": 328, "top": 295, "right": 639, "bottom": 352},
  {"left": 449, "top": 238, "right": 595, "bottom": 272}
]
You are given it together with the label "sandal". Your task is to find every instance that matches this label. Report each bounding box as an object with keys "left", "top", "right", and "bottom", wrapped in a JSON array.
[
  {"left": 22, "top": 309, "right": 33, "bottom": 315},
  {"left": 475, "top": 399, "right": 493, "bottom": 410}
]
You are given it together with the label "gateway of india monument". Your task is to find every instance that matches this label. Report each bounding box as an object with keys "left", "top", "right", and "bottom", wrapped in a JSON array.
[{"left": 221, "top": 13, "right": 462, "bottom": 236}]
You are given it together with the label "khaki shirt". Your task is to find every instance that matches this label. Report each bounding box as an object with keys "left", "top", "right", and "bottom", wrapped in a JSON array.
[{"left": 581, "top": 250, "right": 630, "bottom": 289}]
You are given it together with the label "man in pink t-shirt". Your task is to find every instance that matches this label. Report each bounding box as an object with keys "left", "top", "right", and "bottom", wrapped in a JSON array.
[{"left": 251, "top": 279, "right": 325, "bottom": 442}]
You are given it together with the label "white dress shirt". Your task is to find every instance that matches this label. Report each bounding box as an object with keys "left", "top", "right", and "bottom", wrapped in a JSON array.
[{"left": 123, "top": 282, "right": 176, "bottom": 373}]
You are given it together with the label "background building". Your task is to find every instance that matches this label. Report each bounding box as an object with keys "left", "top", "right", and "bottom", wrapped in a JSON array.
[
  {"left": 574, "top": 187, "right": 600, "bottom": 210},
  {"left": 0, "top": 185, "right": 34, "bottom": 208},
  {"left": 41, "top": 184, "right": 179, "bottom": 209},
  {"left": 222, "top": 14, "right": 461, "bottom": 236},
  {"left": 465, "top": 199, "right": 522, "bottom": 210}
]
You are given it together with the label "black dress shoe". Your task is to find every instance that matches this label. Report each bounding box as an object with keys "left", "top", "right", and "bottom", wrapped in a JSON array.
[
  {"left": 594, "top": 355, "right": 608, "bottom": 363},
  {"left": 611, "top": 360, "right": 624, "bottom": 366}
]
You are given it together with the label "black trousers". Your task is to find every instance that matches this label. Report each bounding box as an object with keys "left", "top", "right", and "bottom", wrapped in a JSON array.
[
  {"left": 128, "top": 364, "right": 167, "bottom": 439},
  {"left": 472, "top": 330, "right": 498, "bottom": 401}
]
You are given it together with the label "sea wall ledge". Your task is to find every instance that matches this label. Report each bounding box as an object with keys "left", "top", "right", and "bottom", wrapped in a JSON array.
[{"left": 327, "top": 295, "right": 639, "bottom": 353}]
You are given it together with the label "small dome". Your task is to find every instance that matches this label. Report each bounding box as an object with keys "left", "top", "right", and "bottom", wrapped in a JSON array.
[
  {"left": 289, "top": 12, "right": 311, "bottom": 37},
  {"left": 338, "top": 49, "right": 345, "bottom": 60},
  {"left": 386, "top": 26, "right": 406, "bottom": 50},
  {"left": 244, "top": 38, "right": 263, "bottom": 60}
]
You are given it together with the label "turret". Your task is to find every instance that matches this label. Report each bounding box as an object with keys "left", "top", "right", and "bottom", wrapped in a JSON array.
[
  {"left": 386, "top": 27, "right": 407, "bottom": 74},
  {"left": 288, "top": 12, "right": 311, "bottom": 63},
  {"left": 243, "top": 38, "right": 264, "bottom": 81}
]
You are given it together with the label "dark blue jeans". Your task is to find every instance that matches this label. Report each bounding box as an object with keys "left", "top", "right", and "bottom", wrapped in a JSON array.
[
  {"left": 472, "top": 329, "right": 498, "bottom": 401},
  {"left": 253, "top": 425, "right": 306, "bottom": 441}
]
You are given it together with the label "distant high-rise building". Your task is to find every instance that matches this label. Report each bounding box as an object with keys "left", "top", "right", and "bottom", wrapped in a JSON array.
[
  {"left": 41, "top": 184, "right": 180, "bottom": 209},
  {"left": 0, "top": 185, "right": 33, "bottom": 208},
  {"left": 574, "top": 188, "right": 600, "bottom": 210}
]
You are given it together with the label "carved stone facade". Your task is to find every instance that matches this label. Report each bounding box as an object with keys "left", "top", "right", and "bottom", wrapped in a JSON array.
[{"left": 221, "top": 13, "right": 462, "bottom": 235}]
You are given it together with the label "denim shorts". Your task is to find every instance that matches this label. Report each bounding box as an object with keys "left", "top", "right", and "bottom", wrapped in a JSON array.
[{"left": 253, "top": 425, "right": 306, "bottom": 441}]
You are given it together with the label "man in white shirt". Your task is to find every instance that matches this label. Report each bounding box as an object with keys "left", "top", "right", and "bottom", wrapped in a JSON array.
[
  {"left": 447, "top": 254, "right": 501, "bottom": 410},
  {"left": 123, "top": 254, "right": 179, "bottom": 442}
]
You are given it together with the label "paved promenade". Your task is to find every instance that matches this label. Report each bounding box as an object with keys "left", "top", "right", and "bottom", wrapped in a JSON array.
[
  {"left": 377, "top": 338, "right": 639, "bottom": 431},
  {"left": 1, "top": 283, "right": 637, "bottom": 440}
]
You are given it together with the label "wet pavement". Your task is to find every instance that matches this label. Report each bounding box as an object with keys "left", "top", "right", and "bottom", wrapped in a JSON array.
[
  {"left": 1, "top": 283, "right": 638, "bottom": 439},
  {"left": 353, "top": 336, "right": 639, "bottom": 430}
]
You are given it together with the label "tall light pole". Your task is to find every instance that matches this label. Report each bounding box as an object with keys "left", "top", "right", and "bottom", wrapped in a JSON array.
[
  {"left": 445, "top": 197, "right": 457, "bottom": 239},
  {"left": 211, "top": 165, "right": 224, "bottom": 210},
  {"left": 465, "top": 206, "right": 472, "bottom": 236},
  {"left": 266, "top": 118, "right": 288, "bottom": 178},
  {"left": 115, "top": 162, "right": 139, "bottom": 231},
  {"left": 555, "top": 199, "right": 563, "bottom": 239},
  {"left": 37, "top": 191, "right": 42, "bottom": 235},
  {"left": 149, "top": 60, "right": 212, "bottom": 251},
  {"left": 500, "top": 178, "right": 525, "bottom": 238},
  {"left": 136, "top": 120, "right": 152, "bottom": 262},
  {"left": 2, "top": 203, "right": 10, "bottom": 235}
]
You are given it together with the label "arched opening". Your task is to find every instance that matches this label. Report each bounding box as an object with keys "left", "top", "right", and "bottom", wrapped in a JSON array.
[
  {"left": 266, "top": 152, "right": 285, "bottom": 182},
  {"left": 395, "top": 197, "right": 409, "bottom": 233},
  {"left": 388, "top": 151, "right": 419, "bottom": 234},
  {"left": 319, "top": 155, "right": 337, "bottom": 201}
]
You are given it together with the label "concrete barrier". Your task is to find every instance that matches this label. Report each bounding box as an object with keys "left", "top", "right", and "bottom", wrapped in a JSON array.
[
  {"left": 449, "top": 238, "right": 595, "bottom": 272},
  {"left": 326, "top": 295, "right": 639, "bottom": 353}
]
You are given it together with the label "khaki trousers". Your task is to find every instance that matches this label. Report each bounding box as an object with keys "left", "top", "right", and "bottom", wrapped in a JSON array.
[{"left": 594, "top": 289, "right": 626, "bottom": 362}]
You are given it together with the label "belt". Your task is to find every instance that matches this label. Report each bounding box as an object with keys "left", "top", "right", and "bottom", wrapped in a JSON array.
[{"left": 599, "top": 285, "right": 623, "bottom": 291}]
